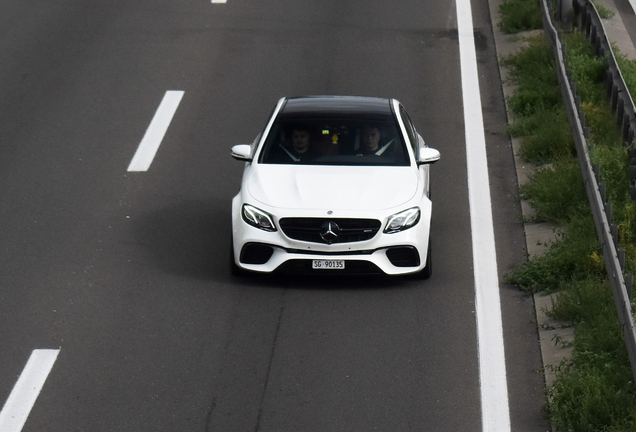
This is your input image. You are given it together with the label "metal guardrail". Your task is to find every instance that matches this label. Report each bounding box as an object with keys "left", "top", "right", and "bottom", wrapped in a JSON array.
[
  {"left": 539, "top": 0, "right": 636, "bottom": 380},
  {"left": 571, "top": 0, "right": 636, "bottom": 202},
  {"left": 571, "top": 0, "right": 636, "bottom": 144}
]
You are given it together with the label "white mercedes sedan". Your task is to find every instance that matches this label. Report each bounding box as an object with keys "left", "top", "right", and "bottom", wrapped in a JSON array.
[{"left": 230, "top": 96, "right": 440, "bottom": 278}]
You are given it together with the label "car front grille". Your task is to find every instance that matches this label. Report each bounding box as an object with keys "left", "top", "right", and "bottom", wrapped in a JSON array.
[{"left": 279, "top": 218, "right": 382, "bottom": 244}]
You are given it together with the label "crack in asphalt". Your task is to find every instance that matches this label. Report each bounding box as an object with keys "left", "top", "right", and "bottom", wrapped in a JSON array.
[{"left": 254, "top": 290, "right": 287, "bottom": 432}]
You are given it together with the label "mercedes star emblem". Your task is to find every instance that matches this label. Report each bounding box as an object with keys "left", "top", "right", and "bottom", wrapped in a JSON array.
[{"left": 319, "top": 221, "right": 339, "bottom": 244}]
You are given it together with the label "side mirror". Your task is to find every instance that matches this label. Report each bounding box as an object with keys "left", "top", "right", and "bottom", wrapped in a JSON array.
[
  {"left": 231, "top": 144, "right": 253, "bottom": 162},
  {"left": 417, "top": 147, "right": 440, "bottom": 165}
]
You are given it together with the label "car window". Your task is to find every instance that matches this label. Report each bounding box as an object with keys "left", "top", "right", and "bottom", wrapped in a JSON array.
[{"left": 258, "top": 118, "right": 410, "bottom": 166}]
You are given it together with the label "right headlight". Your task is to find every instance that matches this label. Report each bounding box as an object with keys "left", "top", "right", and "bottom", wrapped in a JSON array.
[
  {"left": 242, "top": 204, "right": 277, "bottom": 232},
  {"left": 384, "top": 207, "right": 420, "bottom": 234}
]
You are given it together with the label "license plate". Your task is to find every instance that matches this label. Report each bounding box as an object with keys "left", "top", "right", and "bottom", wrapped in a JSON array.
[{"left": 312, "top": 260, "right": 345, "bottom": 270}]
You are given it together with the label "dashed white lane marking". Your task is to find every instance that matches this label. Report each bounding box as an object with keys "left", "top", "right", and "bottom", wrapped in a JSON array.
[
  {"left": 456, "top": 0, "right": 511, "bottom": 430},
  {"left": 128, "top": 90, "right": 184, "bottom": 172},
  {"left": 211, "top": 0, "right": 227, "bottom": 3},
  {"left": 0, "top": 349, "right": 60, "bottom": 432}
]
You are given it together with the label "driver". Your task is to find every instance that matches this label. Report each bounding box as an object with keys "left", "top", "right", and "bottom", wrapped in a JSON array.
[
  {"left": 357, "top": 125, "right": 395, "bottom": 156},
  {"left": 361, "top": 125, "right": 381, "bottom": 154}
]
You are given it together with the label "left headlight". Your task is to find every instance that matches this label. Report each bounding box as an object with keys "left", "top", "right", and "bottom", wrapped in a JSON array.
[
  {"left": 242, "top": 204, "right": 277, "bottom": 232},
  {"left": 384, "top": 207, "right": 420, "bottom": 234}
]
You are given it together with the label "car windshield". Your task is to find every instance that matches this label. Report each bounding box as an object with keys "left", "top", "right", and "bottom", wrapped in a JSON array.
[{"left": 258, "top": 118, "right": 410, "bottom": 166}]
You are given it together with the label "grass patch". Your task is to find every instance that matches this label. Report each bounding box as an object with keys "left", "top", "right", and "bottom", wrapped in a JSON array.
[
  {"left": 615, "top": 50, "right": 636, "bottom": 103},
  {"left": 564, "top": 32, "right": 607, "bottom": 105},
  {"left": 502, "top": 34, "right": 562, "bottom": 115},
  {"left": 547, "top": 279, "right": 636, "bottom": 432},
  {"left": 508, "top": 107, "right": 574, "bottom": 162},
  {"left": 502, "top": 34, "right": 575, "bottom": 163},
  {"left": 506, "top": 214, "right": 604, "bottom": 292},
  {"left": 591, "top": 0, "right": 615, "bottom": 19},
  {"left": 520, "top": 157, "right": 588, "bottom": 224},
  {"left": 499, "top": 0, "right": 543, "bottom": 33}
]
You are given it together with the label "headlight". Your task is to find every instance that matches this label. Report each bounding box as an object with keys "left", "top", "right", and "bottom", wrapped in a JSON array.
[
  {"left": 242, "top": 204, "right": 277, "bottom": 232},
  {"left": 384, "top": 207, "right": 420, "bottom": 234}
]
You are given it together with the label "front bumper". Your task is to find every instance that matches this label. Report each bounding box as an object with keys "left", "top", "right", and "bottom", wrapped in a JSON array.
[{"left": 231, "top": 199, "right": 431, "bottom": 276}]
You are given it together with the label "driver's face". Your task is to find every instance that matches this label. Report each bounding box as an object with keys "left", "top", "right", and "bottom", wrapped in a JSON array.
[
  {"left": 292, "top": 129, "right": 310, "bottom": 153},
  {"left": 362, "top": 126, "right": 380, "bottom": 151}
]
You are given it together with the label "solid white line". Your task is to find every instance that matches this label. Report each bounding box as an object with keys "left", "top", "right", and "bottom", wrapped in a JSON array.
[
  {"left": 0, "top": 349, "right": 60, "bottom": 432},
  {"left": 455, "top": 0, "right": 511, "bottom": 431},
  {"left": 127, "top": 90, "right": 184, "bottom": 172}
]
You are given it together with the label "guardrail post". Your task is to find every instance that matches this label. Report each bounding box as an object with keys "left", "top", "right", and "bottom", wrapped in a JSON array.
[
  {"left": 618, "top": 98, "right": 626, "bottom": 127},
  {"left": 594, "top": 163, "right": 601, "bottom": 181},
  {"left": 619, "top": 248, "right": 626, "bottom": 270},
  {"left": 558, "top": 0, "right": 574, "bottom": 30},
  {"left": 600, "top": 182, "right": 607, "bottom": 201},
  {"left": 627, "top": 273, "right": 634, "bottom": 302},
  {"left": 612, "top": 224, "right": 619, "bottom": 249},
  {"left": 612, "top": 85, "right": 619, "bottom": 113}
]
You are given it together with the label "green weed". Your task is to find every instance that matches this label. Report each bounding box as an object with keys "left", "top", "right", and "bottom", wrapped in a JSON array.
[
  {"left": 499, "top": 0, "right": 543, "bottom": 33},
  {"left": 520, "top": 157, "right": 588, "bottom": 223},
  {"left": 503, "top": 34, "right": 575, "bottom": 162},
  {"left": 506, "top": 215, "right": 603, "bottom": 292},
  {"left": 548, "top": 359, "right": 636, "bottom": 432},
  {"left": 509, "top": 107, "right": 575, "bottom": 163},
  {"left": 547, "top": 280, "right": 636, "bottom": 432},
  {"left": 503, "top": 34, "right": 562, "bottom": 115},
  {"left": 614, "top": 50, "right": 636, "bottom": 103},
  {"left": 591, "top": 0, "right": 616, "bottom": 19},
  {"left": 564, "top": 32, "right": 607, "bottom": 105}
]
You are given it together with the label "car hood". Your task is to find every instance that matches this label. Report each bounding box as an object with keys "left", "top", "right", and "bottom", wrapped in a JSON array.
[{"left": 246, "top": 165, "right": 418, "bottom": 210}]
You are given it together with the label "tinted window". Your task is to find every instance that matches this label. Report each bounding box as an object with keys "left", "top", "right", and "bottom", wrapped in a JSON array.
[{"left": 258, "top": 118, "right": 410, "bottom": 166}]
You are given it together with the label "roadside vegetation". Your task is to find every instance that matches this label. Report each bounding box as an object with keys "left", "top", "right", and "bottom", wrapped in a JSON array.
[
  {"left": 500, "top": 1, "right": 636, "bottom": 430},
  {"left": 592, "top": 0, "right": 615, "bottom": 19},
  {"left": 498, "top": 0, "right": 543, "bottom": 33}
]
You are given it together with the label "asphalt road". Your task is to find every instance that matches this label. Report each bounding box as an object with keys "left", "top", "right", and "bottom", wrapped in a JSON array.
[{"left": 0, "top": 0, "right": 549, "bottom": 431}]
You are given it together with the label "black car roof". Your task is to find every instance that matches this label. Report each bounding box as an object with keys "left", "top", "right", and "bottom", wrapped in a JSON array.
[{"left": 278, "top": 96, "right": 394, "bottom": 120}]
